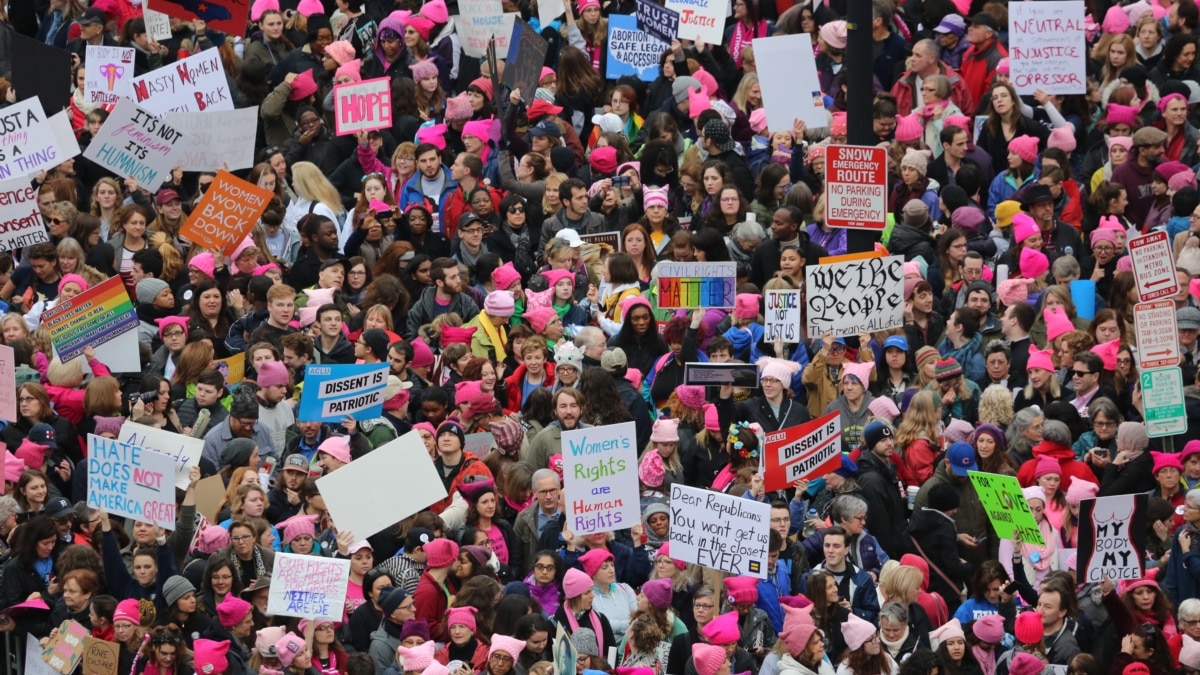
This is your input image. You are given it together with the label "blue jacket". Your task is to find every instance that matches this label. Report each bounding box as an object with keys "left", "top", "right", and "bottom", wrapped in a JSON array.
[
  {"left": 397, "top": 168, "right": 457, "bottom": 218},
  {"left": 800, "top": 529, "right": 889, "bottom": 577},
  {"left": 936, "top": 332, "right": 985, "bottom": 382},
  {"left": 988, "top": 169, "right": 1038, "bottom": 221},
  {"left": 801, "top": 560, "right": 880, "bottom": 622},
  {"left": 759, "top": 560, "right": 791, "bottom": 633},
  {"left": 1163, "top": 529, "right": 1200, "bottom": 608}
]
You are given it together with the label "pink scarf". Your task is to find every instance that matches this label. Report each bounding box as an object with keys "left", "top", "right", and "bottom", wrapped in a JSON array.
[
  {"left": 563, "top": 601, "right": 606, "bottom": 656},
  {"left": 971, "top": 645, "right": 996, "bottom": 675},
  {"left": 712, "top": 465, "right": 737, "bottom": 492},
  {"left": 730, "top": 21, "right": 762, "bottom": 68}
]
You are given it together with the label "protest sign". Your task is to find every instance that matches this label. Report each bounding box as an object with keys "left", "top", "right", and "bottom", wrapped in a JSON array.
[
  {"left": 458, "top": 0, "right": 506, "bottom": 58},
  {"left": 195, "top": 474, "right": 227, "bottom": 523},
  {"left": 49, "top": 112, "right": 82, "bottom": 168},
  {"left": 682, "top": 362, "right": 759, "bottom": 387},
  {"left": 143, "top": 8, "right": 173, "bottom": 40},
  {"left": 553, "top": 628, "right": 577, "bottom": 675},
  {"left": 83, "top": 98, "right": 187, "bottom": 190},
  {"left": 214, "top": 352, "right": 245, "bottom": 385},
  {"left": 561, "top": 422, "right": 640, "bottom": 534},
  {"left": 968, "top": 471, "right": 1046, "bottom": 545},
  {"left": 43, "top": 276, "right": 140, "bottom": 370},
  {"left": 0, "top": 97, "right": 72, "bottom": 180},
  {"left": 13, "top": 32, "right": 72, "bottom": 117},
  {"left": 317, "top": 430, "right": 448, "bottom": 539},
  {"left": 299, "top": 363, "right": 389, "bottom": 423},
  {"left": 162, "top": 108, "right": 259, "bottom": 171},
  {"left": 81, "top": 637, "right": 119, "bottom": 675},
  {"left": 606, "top": 14, "right": 663, "bottom": 82},
  {"left": 464, "top": 432, "right": 494, "bottom": 457},
  {"left": 1128, "top": 231, "right": 1179, "bottom": 302},
  {"left": 0, "top": 176, "right": 50, "bottom": 251},
  {"left": 763, "top": 411, "right": 841, "bottom": 492},
  {"left": 1134, "top": 300, "right": 1180, "bottom": 369},
  {"left": 669, "top": 483, "right": 770, "bottom": 577},
  {"left": 753, "top": 33, "right": 827, "bottom": 131},
  {"left": 764, "top": 289, "right": 801, "bottom": 343},
  {"left": 504, "top": 19, "right": 549, "bottom": 101},
  {"left": 0, "top": 345, "right": 14, "bottom": 422},
  {"left": 1008, "top": 1, "right": 1086, "bottom": 95},
  {"left": 87, "top": 434, "right": 177, "bottom": 529},
  {"left": 180, "top": 169, "right": 274, "bottom": 256},
  {"left": 28, "top": 636, "right": 59, "bottom": 675},
  {"left": 825, "top": 145, "right": 889, "bottom": 229},
  {"left": 637, "top": 0, "right": 679, "bottom": 44},
  {"left": 665, "top": 0, "right": 727, "bottom": 45},
  {"left": 657, "top": 262, "right": 736, "bottom": 309},
  {"left": 130, "top": 50, "right": 234, "bottom": 115},
  {"left": 118, "top": 421, "right": 203, "bottom": 491},
  {"left": 333, "top": 77, "right": 393, "bottom": 136},
  {"left": 43, "top": 620, "right": 89, "bottom": 674},
  {"left": 268, "top": 553, "right": 352, "bottom": 619},
  {"left": 1076, "top": 493, "right": 1147, "bottom": 583},
  {"left": 805, "top": 254, "right": 904, "bottom": 338},
  {"left": 145, "top": 0, "right": 251, "bottom": 46},
  {"left": 580, "top": 231, "right": 621, "bottom": 253},
  {"left": 85, "top": 46, "right": 135, "bottom": 106}
]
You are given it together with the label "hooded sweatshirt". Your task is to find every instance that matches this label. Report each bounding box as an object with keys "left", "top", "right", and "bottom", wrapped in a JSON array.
[{"left": 824, "top": 393, "right": 876, "bottom": 453}]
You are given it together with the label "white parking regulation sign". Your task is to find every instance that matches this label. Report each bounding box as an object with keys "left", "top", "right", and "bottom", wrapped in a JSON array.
[
  {"left": 1133, "top": 300, "right": 1180, "bottom": 369},
  {"left": 1141, "top": 367, "right": 1187, "bottom": 438},
  {"left": 1128, "top": 231, "right": 1179, "bottom": 302}
]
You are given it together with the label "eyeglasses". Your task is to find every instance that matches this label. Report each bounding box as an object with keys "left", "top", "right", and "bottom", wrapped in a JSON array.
[
  {"left": 1117, "top": 358, "right": 1132, "bottom": 365},
  {"left": 770, "top": 517, "right": 790, "bottom": 524},
  {"left": 1070, "top": 369, "right": 1094, "bottom": 377},
  {"left": 693, "top": 603, "right": 715, "bottom": 609},
  {"left": 162, "top": 330, "right": 185, "bottom": 338},
  {"left": 211, "top": 574, "right": 234, "bottom": 581},
  {"left": 48, "top": 218, "right": 66, "bottom": 225},
  {"left": 231, "top": 535, "right": 253, "bottom": 542},
  {"left": 1093, "top": 244, "right": 1115, "bottom": 252},
  {"left": 461, "top": 227, "right": 484, "bottom": 234},
  {"left": 18, "top": 397, "right": 36, "bottom": 403},
  {"left": 316, "top": 623, "right": 335, "bottom": 631},
  {"left": 349, "top": 270, "right": 367, "bottom": 276},
  {"left": 234, "top": 418, "right": 257, "bottom": 428},
  {"left": 535, "top": 488, "right": 558, "bottom": 496},
  {"left": 534, "top": 563, "right": 556, "bottom": 572},
  {"left": 397, "top": 157, "right": 415, "bottom": 163},
  {"left": 1093, "top": 419, "right": 1116, "bottom": 428},
  {"left": 509, "top": 206, "right": 525, "bottom": 214}
]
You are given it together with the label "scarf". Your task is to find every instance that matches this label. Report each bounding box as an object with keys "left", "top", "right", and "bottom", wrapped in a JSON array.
[
  {"left": 228, "top": 546, "right": 268, "bottom": 583},
  {"left": 314, "top": 652, "right": 338, "bottom": 675},
  {"left": 73, "top": 87, "right": 101, "bottom": 116},
  {"left": 730, "top": 21, "right": 759, "bottom": 68},
  {"left": 506, "top": 224, "right": 534, "bottom": 276},
  {"left": 1019, "top": 517, "right": 1057, "bottom": 572},
  {"left": 971, "top": 645, "right": 995, "bottom": 675},
  {"left": 880, "top": 626, "right": 909, "bottom": 657},
  {"left": 480, "top": 317, "right": 508, "bottom": 361},
  {"left": 525, "top": 574, "right": 561, "bottom": 609},
  {"left": 563, "top": 601, "right": 606, "bottom": 656},
  {"left": 712, "top": 464, "right": 737, "bottom": 492},
  {"left": 136, "top": 303, "right": 175, "bottom": 327}
]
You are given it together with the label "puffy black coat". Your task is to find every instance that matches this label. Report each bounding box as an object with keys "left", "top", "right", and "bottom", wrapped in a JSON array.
[{"left": 903, "top": 507, "right": 973, "bottom": 612}]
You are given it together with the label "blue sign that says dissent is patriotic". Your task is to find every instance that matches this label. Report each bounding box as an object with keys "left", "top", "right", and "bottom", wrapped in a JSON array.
[
  {"left": 606, "top": 14, "right": 663, "bottom": 82},
  {"left": 299, "top": 363, "right": 389, "bottom": 423}
]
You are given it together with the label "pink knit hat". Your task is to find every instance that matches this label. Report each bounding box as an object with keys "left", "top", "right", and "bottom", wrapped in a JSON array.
[
  {"left": 1102, "top": 4, "right": 1131, "bottom": 32},
  {"left": 57, "top": 273, "right": 89, "bottom": 294},
  {"left": 445, "top": 93, "right": 473, "bottom": 122},
  {"left": 279, "top": 513, "right": 319, "bottom": 544},
  {"left": 1091, "top": 228, "right": 1119, "bottom": 249},
  {"left": 1107, "top": 135, "right": 1134, "bottom": 153},
  {"left": 288, "top": 69, "right": 317, "bottom": 101},
  {"left": 317, "top": 435, "right": 352, "bottom": 465},
  {"left": 416, "top": 123, "right": 448, "bottom": 150},
  {"left": 423, "top": 538, "right": 459, "bottom": 568},
  {"left": 523, "top": 307, "right": 558, "bottom": 334},
  {"left": 1019, "top": 247, "right": 1049, "bottom": 279},
  {"left": 655, "top": 542, "right": 686, "bottom": 570},
  {"left": 758, "top": 357, "right": 801, "bottom": 385},
  {"left": 563, "top": 567, "right": 592, "bottom": 598},
  {"left": 841, "top": 613, "right": 877, "bottom": 651},
  {"left": 841, "top": 360, "right": 874, "bottom": 386},
  {"left": 703, "top": 403, "right": 720, "bottom": 433},
  {"left": 1027, "top": 348, "right": 1056, "bottom": 373},
  {"left": 1152, "top": 450, "right": 1184, "bottom": 474},
  {"left": 579, "top": 548, "right": 615, "bottom": 578},
  {"left": 196, "top": 525, "right": 229, "bottom": 554},
  {"left": 724, "top": 576, "right": 759, "bottom": 604},
  {"left": 692, "top": 644, "right": 727, "bottom": 675},
  {"left": 113, "top": 598, "right": 141, "bottom": 625},
  {"left": 702, "top": 612, "right": 741, "bottom": 645},
  {"left": 830, "top": 112, "right": 847, "bottom": 136},
  {"left": 894, "top": 115, "right": 922, "bottom": 143},
  {"left": 492, "top": 262, "right": 521, "bottom": 290},
  {"left": 997, "top": 278, "right": 1032, "bottom": 306},
  {"left": 1011, "top": 652, "right": 1045, "bottom": 675},
  {"left": 325, "top": 40, "right": 355, "bottom": 66},
  {"left": 972, "top": 614, "right": 1005, "bottom": 643},
  {"left": 819, "top": 19, "right": 847, "bottom": 48},
  {"left": 187, "top": 251, "right": 216, "bottom": 279},
  {"left": 397, "top": 641, "right": 436, "bottom": 671},
  {"left": 930, "top": 618, "right": 965, "bottom": 647},
  {"left": 641, "top": 578, "right": 674, "bottom": 610},
  {"left": 463, "top": 118, "right": 495, "bottom": 145},
  {"left": 1116, "top": 255, "right": 1133, "bottom": 273},
  {"left": 1170, "top": 169, "right": 1198, "bottom": 193},
  {"left": 644, "top": 186, "right": 669, "bottom": 210},
  {"left": 411, "top": 58, "right": 439, "bottom": 82},
  {"left": 1034, "top": 455, "right": 1061, "bottom": 479},
  {"left": 733, "top": 293, "right": 758, "bottom": 320},
  {"left": 1014, "top": 612, "right": 1043, "bottom": 644},
  {"left": 1106, "top": 103, "right": 1139, "bottom": 128},
  {"left": 1023, "top": 485, "right": 1047, "bottom": 505},
  {"left": 1012, "top": 213, "right": 1039, "bottom": 243},
  {"left": 687, "top": 85, "right": 711, "bottom": 118},
  {"left": 336, "top": 59, "right": 362, "bottom": 83},
  {"left": 1159, "top": 92, "right": 1188, "bottom": 114},
  {"left": 749, "top": 109, "right": 768, "bottom": 135},
  {"left": 407, "top": 14, "right": 435, "bottom": 39},
  {"left": 1048, "top": 126, "right": 1076, "bottom": 152},
  {"left": 1065, "top": 478, "right": 1098, "bottom": 505},
  {"left": 275, "top": 632, "right": 307, "bottom": 667},
  {"left": 867, "top": 396, "right": 900, "bottom": 421},
  {"left": 638, "top": 450, "right": 665, "bottom": 487},
  {"left": 251, "top": 0, "right": 279, "bottom": 21},
  {"left": 15, "top": 440, "right": 47, "bottom": 470},
  {"left": 650, "top": 419, "right": 680, "bottom": 444},
  {"left": 1008, "top": 135, "right": 1040, "bottom": 164},
  {"left": 996, "top": 58, "right": 1010, "bottom": 74},
  {"left": 489, "top": 635, "right": 525, "bottom": 662},
  {"left": 780, "top": 604, "right": 818, "bottom": 655},
  {"left": 676, "top": 385, "right": 706, "bottom": 410},
  {"left": 296, "top": 0, "right": 323, "bottom": 15},
  {"left": 216, "top": 595, "right": 252, "bottom": 628},
  {"left": 1091, "top": 338, "right": 1120, "bottom": 370},
  {"left": 1043, "top": 307, "right": 1074, "bottom": 342},
  {"left": 446, "top": 606, "right": 478, "bottom": 631},
  {"left": 194, "top": 639, "right": 229, "bottom": 675}
]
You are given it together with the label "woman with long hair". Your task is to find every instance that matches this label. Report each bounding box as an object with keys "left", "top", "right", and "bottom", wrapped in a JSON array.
[
  {"left": 837, "top": 614, "right": 897, "bottom": 675},
  {"left": 933, "top": 620, "right": 981, "bottom": 675},
  {"left": 732, "top": 73, "right": 761, "bottom": 117},
  {"left": 4, "top": 381, "right": 82, "bottom": 466},
  {"left": 976, "top": 81, "right": 1048, "bottom": 175},
  {"left": 88, "top": 177, "right": 126, "bottom": 240},
  {"left": 894, "top": 390, "right": 941, "bottom": 488},
  {"left": 972, "top": 423, "right": 1017, "bottom": 476},
  {"left": 557, "top": 46, "right": 604, "bottom": 136},
  {"left": 56, "top": 237, "right": 105, "bottom": 288},
  {"left": 806, "top": 571, "right": 850, "bottom": 660},
  {"left": 1006, "top": 406, "right": 1044, "bottom": 466},
  {"left": 243, "top": 7, "right": 294, "bottom": 68},
  {"left": 186, "top": 280, "right": 236, "bottom": 359},
  {"left": 998, "top": 486, "right": 1060, "bottom": 587},
  {"left": 110, "top": 204, "right": 152, "bottom": 292},
  {"left": 1094, "top": 33, "right": 1137, "bottom": 89},
  {"left": 284, "top": 161, "right": 345, "bottom": 242},
  {"left": 400, "top": 204, "right": 451, "bottom": 259}
]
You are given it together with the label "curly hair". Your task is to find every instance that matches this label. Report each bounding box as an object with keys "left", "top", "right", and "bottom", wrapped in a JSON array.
[
  {"left": 579, "top": 368, "right": 632, "bottom": 426},
  {"left": 978, "top": 384, "right": 1015, "bottom": 428}
]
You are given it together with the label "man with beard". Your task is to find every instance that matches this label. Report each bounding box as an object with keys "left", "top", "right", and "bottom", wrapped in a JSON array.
[
  {"left": 288, "top": 216, "right": 348, "bottom": 290},
  {"left": 1020, "top": 186, "right": 1082, "bottom": 262},
  {"left": 524, "top": 388, "right": 589, "bottom": 474},
  {"left": 1112, "top": 126, "right": 1167, "bottom": 224},
  {"left": 405, "top": 257, "right": 479, "bottom": 338}
]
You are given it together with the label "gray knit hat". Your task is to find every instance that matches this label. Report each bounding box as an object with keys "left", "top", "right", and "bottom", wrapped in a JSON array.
[
  {"left": 136, "top": 278, "right": 170, "bottom": 304},
  {"left": 672, "top": 76, "right": 701, "bottom": 104},
  {"left": 571, "top": 628, "right": 600, "bottom": 657},
  {"left": 163, "top": 575, "right": 196, "bottom": 607}
]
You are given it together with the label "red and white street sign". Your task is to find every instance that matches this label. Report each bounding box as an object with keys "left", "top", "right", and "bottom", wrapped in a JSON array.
[
  {"left": 1128, "top": 231, "right": 1179, "bottom": 302},
  {"left": 824, "top": 145, "right": 887, "bottom": 230},
  {"left": 1133, "top": 300, "right": 1180, "bottom": 369}
]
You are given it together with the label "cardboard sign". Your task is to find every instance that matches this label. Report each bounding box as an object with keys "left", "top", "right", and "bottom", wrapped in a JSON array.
[
  {"left": 656, "top": 262, "right": 737, "bottom": 309},
  {"left": 1128, "top": 231, "right": 1179, "bottom": 302},
  {"left": 85, "top": 46, "right": 136, "bottom": 106},
  {"left": 669, "top": 483, "right": 770, "bottom": 578},
  {"left": 0, "top": 176, "right": 50, "bottom": 251},
  {"left": 825, "top": 145, "right": 889, "bottom": 229},
  {"left": 1008, "top": 1, "right": 1086, "bottom": 95},
  {"left": 162, "top": 108, "right": 259, "bottom": 171},
  {"left": 316, "top": 431, "right": 448, "bottom": 539},
  {"left": 606, "top": 14, "right": 663, "bottom": 82},
  {"left": 13, "top": 32, "right": 72, "bottom": 117},
  {"left": 130, "top": 49, "right": 234, "bottom": 115},
  {"left": 299, "top": 363, "right": 389, "bottom": 423},
  {"left": 0, "top": 345, "right": 15, "bottom": 423},
  {"left": 143, "top": 8, "right": 173, "bottom": 40},
  {"left": 42, "top": 620, "right": 89, "bottom": 674},
  {"left": 27, "top": 635, "right": 59, "bottom": 675},
  {"left": 764, "top": 289, "right": 801, "bottom": 343},
  {"left": 43, "top": 276, "right": 139, "bottom": 364},
  {"left": 763, "top": 411, "right": 841, "bottom": 492},
  {"left": 87, "top": 434, "right": 178, "bottom": 529},
  {"left": 561, "top": 421, "right": 640, "bottom": 534},
  {"left": 81, "top": 636, "right": 119, "bottom": 675},
  {"left": 1077, "top": 493, "right": 1147, "bottom": 583},
  {"left": 180, "top": 169, "right": 274, "bottom": 256},
  {"left": 145, "top": 0, "right": 252, "bottom": 49},
  {"left": 503, "top": 19, "right": 549, "bottom": 101},
  {"left": 664, "top": 0, "right": 727, "bottom": 44},
  {"left": 0, "top": 97, "right": 72, "bottom": 180},
  {"left": 682, "top": 362, "right": 759, "bottom": 387},
  {"left": 1141, "top": 366, "right": 1187, "bottom": 438},
  {"left": 753, "top": 33, "right": 827, "bottom": 132},
  {"left": 333, "top": 77, "right": 393, "bottom": 136},
  {"left": 637, "top": 0, "right": 679, "bottom": 44},
  {"left": 195, "top": 474, "right": 227, "bottom": 523},
  {"left": 117, "top": 421, "right": 203, "bottom": 491},
  {"left": 805, "top": 254, "right": 903, "bottom": 338},
  {"left": 268, "top": 552, "right": 352, "bottom": 619},
  {"left": 464, "top": 432, "right": 494, "bottom": 457},
  {"left": 968, "top": 471, "right": 1046, "bottom": 545},
  {"left": 1134, "top": 300, "right": 1180, "bottom": 369},
  {"left": 458, "top": 0, "right": 506, "bottom": 58},
  {"left": 83, "top": 98, "right": 187, "bottom": 190}
]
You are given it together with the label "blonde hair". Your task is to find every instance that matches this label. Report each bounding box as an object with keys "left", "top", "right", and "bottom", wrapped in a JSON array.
[
  {"left": 879, "top": 564, "right": 923, "bottom": 603},
  {"left": 364, "top": 304, "right": 394, "bottom": 332},
  {"left": 0, "top": 314, "right": 29, "bottom": 342},
  {"left": 47, "top": 355, "right": 84, "bottom": 388},
  {"left": 732, "top": 72, "right": 760, "bottom": 115},
  {"left": 292, "top": 162, "right": 343, "bottom": 215},
  {"left": 979, "top": 384, "right": 1015, "bottom": 428},
  {"left": 56, "top": 237, "right": 106, "bottom": 287},
  {"left": 89, "top": 177, "right": 123, "bottom": 217},
  {"left": 894, "top": 390, "right": 939, "bottom": 449},
  {"left": 149, "top": 232, "right": 184, "bottom": 281},
  {"left": 542, "top": 172, "right": 567, "bottom": 215}
]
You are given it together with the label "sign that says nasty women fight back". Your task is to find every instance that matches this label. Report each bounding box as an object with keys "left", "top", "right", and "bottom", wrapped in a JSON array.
[
  {"left": 1128, "top": 231, "right": 1179, "bottom": 302},
  {"left": 333, "top": 77, "right": 392, "bottom": 136},
  {"left": 1008, "top": 1, "right": 1086, "bottom": 95},
  {"left": 130, "top": 50, "right": 233, "bottom": 115},
  {"left": 825, "top": 145, "right": 888, "bottom": 230}
]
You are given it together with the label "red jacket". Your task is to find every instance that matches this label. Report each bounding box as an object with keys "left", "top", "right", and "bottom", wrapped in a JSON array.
[
  {"left": 46, "top": 357, "right": 112, "bottom": 426},
  {"left": 435, "top": 640, "right": 490, "bottom": 672},
  {"left": 1017, "top": 440, "right": 1097, "bottom": 493},
  {"left": 959, "top": 38, "right": 1008, "bottom": 108},
  {"left": 441, "top": 183, "right": 503, "bottom": 241},
  {"left": 889, "top": 64, "right": 975, "bottom": 117},
  {"left": 430, "top": 452, "right": 493, "bottom": 514},
  {"left": 901, "top": 437, "right": 938, "bottom": 489},
  {"left": 413, "top": 572, "right": 451, "bottom": 641},
  {"left": 503, "top": 364, "right": 555, "bottom": 415}
]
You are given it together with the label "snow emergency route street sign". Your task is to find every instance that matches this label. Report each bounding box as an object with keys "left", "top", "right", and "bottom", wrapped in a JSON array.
[{"left": 824, "top": 145, "right": 887, "bottom": 230}]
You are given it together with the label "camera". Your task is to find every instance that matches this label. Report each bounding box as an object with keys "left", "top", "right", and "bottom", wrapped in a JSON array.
[
  {"left": 612, "top": 175, "right": 630, "bottom": 188},
  {"left": 131, "top": 391, "right": 160, "bottom": 406}
]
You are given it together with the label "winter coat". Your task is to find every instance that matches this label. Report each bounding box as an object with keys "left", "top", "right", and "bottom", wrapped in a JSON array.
[
  {"left": 405, "top": 286, "right": 480, "bottom": 339},
  {"left": 915, "top": 463, "right": 989, "bottom": 551},
  {"left": 1016, "top": 440, "right": 1101, "bottom": 495},
  {"left": 857, "top": 450, "right": 908, "bottom": 559},
  {"left": 903, "top": 508, "right": 972, "bottom": 604},
  {"left": 890, "top": 64, "right": 975, "bottom": 117},
  {"left": 888, "top": 221, "right": 938, "bottom": 264},
  {"left": 936, "top": 333, "right": 985, "bottom": 382}
]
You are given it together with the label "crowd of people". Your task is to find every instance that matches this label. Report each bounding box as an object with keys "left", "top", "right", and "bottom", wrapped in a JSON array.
[{"left": 6, "top": 0, "right": 1200, "bottom": 673}]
